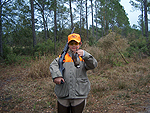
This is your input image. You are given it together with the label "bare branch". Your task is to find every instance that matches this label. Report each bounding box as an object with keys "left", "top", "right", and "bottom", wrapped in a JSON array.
[{"left": 1, "top": 0, "right": 11, "bottom": 7}]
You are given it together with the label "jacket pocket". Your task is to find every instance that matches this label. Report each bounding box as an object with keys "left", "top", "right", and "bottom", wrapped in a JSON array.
[
  {"left": 54, "top": 83, "right": 69, "bottom": 98},
  {"left": 75, "top": 78, "right": 90, "bottom": 96}
]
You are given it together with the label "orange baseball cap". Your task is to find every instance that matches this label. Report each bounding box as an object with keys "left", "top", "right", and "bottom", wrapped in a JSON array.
[{"left": 68, "top": 33, "right": 81, "bottom": 43}]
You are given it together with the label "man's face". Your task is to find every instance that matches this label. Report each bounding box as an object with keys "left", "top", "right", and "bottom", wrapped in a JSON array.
[{"left": 68, "top": 40, "right": 81, "bottom": 52}]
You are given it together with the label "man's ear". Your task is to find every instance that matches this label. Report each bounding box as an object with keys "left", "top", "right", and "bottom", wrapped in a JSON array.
[{"left": 79, "top": 42, "right": 82, "bottom": 46}]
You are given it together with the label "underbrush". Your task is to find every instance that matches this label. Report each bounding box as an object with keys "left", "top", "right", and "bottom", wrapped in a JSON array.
[
  {"left": 86, "top": 58, "right": 150, "bottom": 112},
  {"left": 0, "top": 57, "right": 149, "bottom": 112},
  {"left": 82, "top": 32, "right": 130, "bottom": 73},
  {"left": 1, "top": 39, "right": 57, "bottom": 65},
  {"left": 28, "top": 54, "right": 57, "bottom": 79}
]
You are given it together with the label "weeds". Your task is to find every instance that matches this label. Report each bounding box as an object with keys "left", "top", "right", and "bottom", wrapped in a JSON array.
[
  {"left": 117, "top": 80, "right": 126, "bottom": 90},
  {"left": 1, "top": 57, "right": 150, "bottom": 113},
  {"left": 28, "top": 54, "right": 53, "bottom": 79}
]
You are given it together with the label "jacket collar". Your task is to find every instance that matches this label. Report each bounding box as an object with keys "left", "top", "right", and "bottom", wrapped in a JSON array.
[{"left": 68, "top": 50, "right": 74, "bottom": 57}]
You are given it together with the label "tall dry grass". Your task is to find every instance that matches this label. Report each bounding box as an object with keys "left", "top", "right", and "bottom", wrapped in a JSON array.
[
  {"left": 28, "top": 54, "right": 56, "bottom": 79},
  {"left": 82, "top": 32, "right": 129, "bottom": 72},
  {"left": 85, "top": 57, "right": 150, "bottom": 112}
]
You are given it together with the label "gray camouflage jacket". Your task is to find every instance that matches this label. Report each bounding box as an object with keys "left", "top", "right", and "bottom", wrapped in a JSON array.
[{"left": 49, "top": 50, "right": 97, "bottom": 99}]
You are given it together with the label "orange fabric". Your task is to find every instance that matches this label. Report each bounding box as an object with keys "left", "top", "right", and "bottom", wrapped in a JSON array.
[
  {"left": 68, "top": 33, "right": 81, "bottom": 43},
  {"left": 59, "top": 53, "right": 84, "bottom": 63}
]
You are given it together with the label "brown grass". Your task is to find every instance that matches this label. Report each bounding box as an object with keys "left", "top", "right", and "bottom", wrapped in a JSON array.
[
  {"left": 0, "top": 32, "right": 150, "bottom": 113},
  {"left": 85, "top": 58, "right": 150, "bottom": 113},
  {"left": 28, "top": 54, "right": 56, "bottom": 79}
]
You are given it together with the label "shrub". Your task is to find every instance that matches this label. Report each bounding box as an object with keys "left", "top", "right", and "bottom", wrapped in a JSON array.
[
  {"left": 88, "top": 36, "right": 97, "bottom": 46},
  {"left": 96, "top": 32, "right": 129, "bottom": 67},
  {"left": 2, "top": 44, "right": 12, "bottom": 59},
  {"left": 13, "top": 46, "right": 34, "bottom": 55},
  {"left": 2, "top": 44, "right": 17, "bottom": 64},
  {"left": 5, "top": 53, "right": 17, "bottom": 64},
  {"left": 126, "top": 37, "right": 150, "bottom": 58},
  {"left": 11, "top": 39, "right": 54, "bottom": 57},
  {"left": 34, "top": 39, "right": 54, "bottom": 57}
]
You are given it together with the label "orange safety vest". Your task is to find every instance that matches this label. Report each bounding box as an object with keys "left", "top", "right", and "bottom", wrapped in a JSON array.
[{"left": 59, "top": 53, "right": 84, "bottom": 63}]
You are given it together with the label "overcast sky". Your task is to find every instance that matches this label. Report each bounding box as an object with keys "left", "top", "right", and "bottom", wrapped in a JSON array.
[
  {"left": 120, "top": 0, "right": 141, "bottom": 27},
  {"left": 120, "top": 0, "right": 150, "bottom": 30},
  {"left": 88, "top": 0, "right": 149, "bottom": 30}
]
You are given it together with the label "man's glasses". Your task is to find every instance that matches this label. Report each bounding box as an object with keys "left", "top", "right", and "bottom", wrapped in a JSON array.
[{"left": 69, "top": 42, "right": 79, "bottom": 46}]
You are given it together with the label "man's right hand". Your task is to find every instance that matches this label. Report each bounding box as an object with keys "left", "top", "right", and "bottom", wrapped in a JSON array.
[{"left": 54, "top": 77, "right": 65, "bottom": 84}]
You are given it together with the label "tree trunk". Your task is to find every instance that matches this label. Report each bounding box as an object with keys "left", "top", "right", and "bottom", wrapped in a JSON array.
[
  {"left": 0, "top": 0, "right": 3, "bottom": 56},
  {"left": 91, "top": 0, "right": 94, "bottom": 37},
  {"left": 144, "top": 0, "right": 150, "bottom": 54},
  {"left": 141, "top": 1, "right": 144, "bottom": 36},
  {"left": 144, "top": 0, "right": 148, "bottom": 38},
  {"left": 80, "top": 0, "right": 82, "bottom": 36},
  {"left": 35, "top": 1, "right": 47, "bottom": 40},
  {"left": 42, "top": 9, "right": 47, "bottom": 40},
  {"left": 54, "top": 0, "right": 57, "bottom": 55},
  {"left": 30, "top": 0, "right": 36, "bottom": 47},
  {"left": 69, "top": 0, "right": 73, "bottom": 30},
  {"left": 85, "top": 0, "right": 88, "bottom": 40},
  {"left": 95, "top": 0, "right": 98, "bottom": 40},
  {"left": 103, "top": 14, "right": 105, "bottom": 36}
]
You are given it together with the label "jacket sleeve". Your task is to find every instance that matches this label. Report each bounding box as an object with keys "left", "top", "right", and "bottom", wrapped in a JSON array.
[
  {"left": 82, "top": 50, "right": 98, "bottom": 70},
  {"left": 49, "top": 57, "right": 63, "bottom": 80}
]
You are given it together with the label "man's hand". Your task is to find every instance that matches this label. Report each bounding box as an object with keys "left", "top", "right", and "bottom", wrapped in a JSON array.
[
  {"left": 76, "top": 49, "right": 84, "bottom": 56},
  {"left": 54, "top": 77, "right": 65, "bottom": 84}
]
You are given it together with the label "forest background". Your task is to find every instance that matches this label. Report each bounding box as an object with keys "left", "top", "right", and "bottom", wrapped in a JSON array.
[
  {"left": 0, "top": 0, "right": 150, "bottom": 112},
  {"left": 0, "top": 0, "right": 150, "bottom": 61}
]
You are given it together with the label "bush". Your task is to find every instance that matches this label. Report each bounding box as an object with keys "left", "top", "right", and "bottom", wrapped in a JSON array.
[
  {"left": 5, "top": 53, "right": 17, "bottom": 64},
  {"left": 96, "top": 32, "right": 129, "bottom": 67},
  {"left": 13, "top": 46, "right": 34, "bottom": 56},
  {"left": 12, "top": 39, "right": 54, "bottom": 57},
  {"left": 126, "top": 37, "right": 150, "bottom": 58},
  {"left": 2, "top": 44, "right": 17, "bottom": 64},
  {"left": 2, "top": 44, "right": 12, "bottom": 59},
  {"left": 34, "top": 39, "right": 54, "bottom": 57},
  {"left": 88, "top": 36, "right": 97, "bottom": 46}
]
